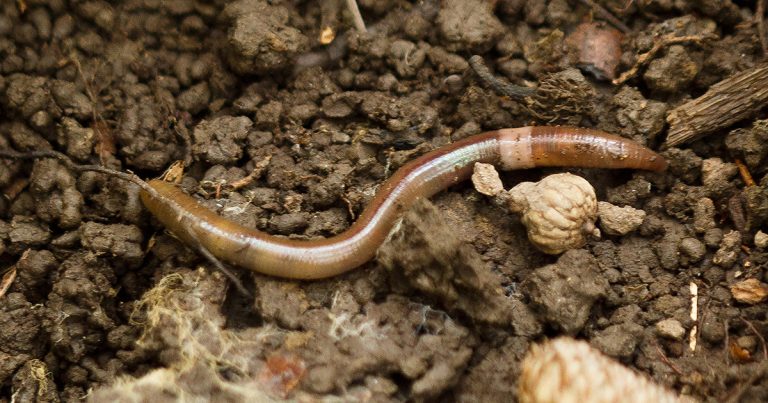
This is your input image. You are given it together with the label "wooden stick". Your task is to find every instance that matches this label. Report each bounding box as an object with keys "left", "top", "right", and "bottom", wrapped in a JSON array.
[
  {"left": 613, "top": 34, "right": 710, "bottom": 86},
  {"left": 344, "top": 0, "right": 366, "bottom": 33},
  {"left": 578, "top": 0, "right": 630, "bottom": 34},
  {"left": 664, "top": 63, "right": 768, "bottom": 148},
  {"left": 734, "top": 159, "right": 757, "bottom": 187}
]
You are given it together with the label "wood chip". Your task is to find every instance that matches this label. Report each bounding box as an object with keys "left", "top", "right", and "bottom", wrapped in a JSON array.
[
  {"left": 0, "top": 250, "right": 26, "bottom": 299},
  {"left": 664, "top": 63, "right": 768, "bottom": 148},
  {"left": 0, "top": 267, "right": 16, "bottom": 299}
]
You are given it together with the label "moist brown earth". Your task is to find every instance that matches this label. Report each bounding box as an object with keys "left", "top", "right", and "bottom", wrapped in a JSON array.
[{"left": 1, "top": 0, "right": 768, "bottom": 401}]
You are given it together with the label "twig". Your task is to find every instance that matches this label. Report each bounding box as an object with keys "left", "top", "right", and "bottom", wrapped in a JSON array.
[
  {"left": 165, "top": 103, "right": 194, "bottom": 167},
  {"left": 230, "top": 155, "right": 272, "bottom": 191},
  {"left": 690, "top": 282, "right": 701, "bottom": 352},
  {"left": 0, "top": 149, "right": 152, "bottom": 191},
  {"left": 655, "top": 344, "right": 684, "bottom": 376},
  {"left": 187, "top": 235, "right": 251, "bottom": 297},
  {"left": 2, "top": 177, "right": 28, "bottom": 200},
  {"left": 0, "top": 252, "right": 24, "bottom": 300},
  {"left": 344, "top": 0, "right": 366, "bottom": 33},
  {"left": 0, "top": 267, "right": 15, "bottom": 299},
  {"left": 579, "top": 0, "right": 631, "bottom": 34},
  {"left": 613, "top": 34, "right": 712, "bottom": 85},
  {"left": 294, "top": 0, "right": 440, "bottom": 73},
  {"left": 614, "top": 0, "right": 635, "bottom": 13},
  {"left": 468, "top": 55, "right": 535, "bottom": 101},
  {"left": 0, "top": 250, "right": 31, "bottom": 299},
  {"left": 724, "top": 362, "right": 768, "bottom": 403},
  {"left": 735, "top": 159, "right": 757, "bottom": 187},
  {"left": 340, "top": 194, "right": 356, "bottom": 220},
  {"left": 741, "top": 317, "right": 768, "bottom": 361},
  {"left": 758, "top": 0, "right": 767, "bottom": 56},
  {"left": 71, "top": 54, "right": 116, "bottom": 164}
]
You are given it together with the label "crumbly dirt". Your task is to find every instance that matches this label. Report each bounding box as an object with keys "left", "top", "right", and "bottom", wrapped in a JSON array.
[{"left": 1, "top": 0, "right": 767, "bottom": 402}]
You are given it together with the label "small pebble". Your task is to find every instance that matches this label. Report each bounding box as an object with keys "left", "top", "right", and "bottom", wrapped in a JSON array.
[
  {"left": 471, "top": 163, "right": 504, "bottom": 197},
  {"left": 737, "top": 335, "right": 757, "bottom": 351},
  {"left": 679, "top": 237, "right": 706, "bottom": 262},
  {"left": 713, "top": 230, "right": 741, "bottom": 267},
  {"left": 643, "top": 45, "right": 699, "bottom": 93},
  {"left": 701, "top": 158, "right": 737, "bottom": 196},
  {"left": 655, "top": 318, "right": 685, "bottom": 341},
  {"left": 268, "top": 212, "right": 309, "bottom": 235},
  {"left": 597, "top": 202, "right": 645, "bottom": 236},
  {"left": 703, "top": 228, "right": 723, "bottom": 249},
  {"left": 331, "top": 132, "right": 351, "bottom": 144},
  {"left": 692, "top": 198, "right": 716, "bottom": 234},
  {"left": 754, "top": 230, "right": 768, "bottom": 249},
  {"left": 442, "top": 74, "right": 464, "bottom": 94}
]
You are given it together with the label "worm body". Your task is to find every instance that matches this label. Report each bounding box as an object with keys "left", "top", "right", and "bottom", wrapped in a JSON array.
[{"left": 140, "top": 127, "right": 666, "bottom": 280}]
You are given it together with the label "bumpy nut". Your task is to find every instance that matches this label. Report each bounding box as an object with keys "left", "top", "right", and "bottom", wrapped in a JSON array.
[
  {"left": 518, "top": 338, "right": 685, "bottom": 403},
  {"left": 507, "top": 173, "right": 599, "bottom": 254}
]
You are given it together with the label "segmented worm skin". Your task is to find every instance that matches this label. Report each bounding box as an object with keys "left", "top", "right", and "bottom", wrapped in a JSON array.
[{"left": 140, "top": 126, "right": 667, "bottom": 280}]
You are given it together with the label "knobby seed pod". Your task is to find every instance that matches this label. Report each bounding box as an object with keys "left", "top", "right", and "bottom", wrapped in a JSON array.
[{"left": 506, "top": 173, "right": 600, "bottom": 254}]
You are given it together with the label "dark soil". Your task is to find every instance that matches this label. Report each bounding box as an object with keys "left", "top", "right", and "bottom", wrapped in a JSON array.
[{"left": 1, "top": 0, "right": 767, "bottom": 402}]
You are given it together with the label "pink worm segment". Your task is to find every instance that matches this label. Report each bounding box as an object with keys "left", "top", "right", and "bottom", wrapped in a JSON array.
[{"left": 140, "top": 127, "right": 666, "bottom": 279}]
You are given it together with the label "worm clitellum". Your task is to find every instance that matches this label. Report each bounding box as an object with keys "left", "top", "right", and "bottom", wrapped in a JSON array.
[{"left": 140, "top": 126, "right": 667, "bottom": 280}]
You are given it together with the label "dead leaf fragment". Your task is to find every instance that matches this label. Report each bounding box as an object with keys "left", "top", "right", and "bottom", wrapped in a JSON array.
[
  {"left": 730, "top": 278, "right": 768, "bottom": 304},
  {"left": 0, "top": 250, "right": 27, "bottom": 299},
  {"left": 258, "top": 354, "right": 306, "bottom": 398},
  {"left": 729, "top": 340, "right": 752, "bottom": 362},
  {"left": 161, "top": 161, "right": 186, "bottom": 184},
  {"left": 93, "top": 119, "right": 116, "bottom": 163}
]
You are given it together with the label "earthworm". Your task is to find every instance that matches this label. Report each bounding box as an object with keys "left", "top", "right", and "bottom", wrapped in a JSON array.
[
  {"left": 140, "top": 126, "right": 667, "bottom": 280},
  {"left": 469, "top": 55, "right": 535, "bottom": 100}
]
